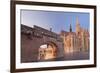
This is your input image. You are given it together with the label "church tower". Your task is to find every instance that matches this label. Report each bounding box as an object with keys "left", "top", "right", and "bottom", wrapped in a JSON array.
[{"left": 76, "top": 17, "right": 80, "bottom": 35}]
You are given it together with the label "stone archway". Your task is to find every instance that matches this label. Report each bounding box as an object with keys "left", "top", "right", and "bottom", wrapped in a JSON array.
[{"left": 38, "top": 41, "right": 57, "bottom": 61}]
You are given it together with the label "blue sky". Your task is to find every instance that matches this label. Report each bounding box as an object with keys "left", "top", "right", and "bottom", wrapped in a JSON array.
[{"left": 21, "top": 10, "right": 90, "bottom": 33}]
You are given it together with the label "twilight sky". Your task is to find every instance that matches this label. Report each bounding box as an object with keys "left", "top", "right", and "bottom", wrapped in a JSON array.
[{"left": 21, "top": 10, "right": 90, "bottom": 33}]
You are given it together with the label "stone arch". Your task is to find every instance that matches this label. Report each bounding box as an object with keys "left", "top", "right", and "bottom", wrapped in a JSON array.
[{"left": 38, "top": 41, "right": 58, "bottom": 61}]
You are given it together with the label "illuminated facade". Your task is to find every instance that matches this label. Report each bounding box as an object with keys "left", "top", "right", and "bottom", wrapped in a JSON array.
[{"left": 61, "top": 17, "right": 89, "bottom": 54}]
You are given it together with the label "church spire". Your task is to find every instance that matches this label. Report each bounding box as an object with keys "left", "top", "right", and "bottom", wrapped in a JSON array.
[
  {"left": 69, "top": 24, "right": 72, "bottom": 32},
  {"left": 76, "top": 16, "right": 80, "bottom": 34},
  {"left": 76, "top": 16, "right": 80, "bottom": 26},
  {"left": 69, "top": 17, "right": 72, "bottom": 32}
]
